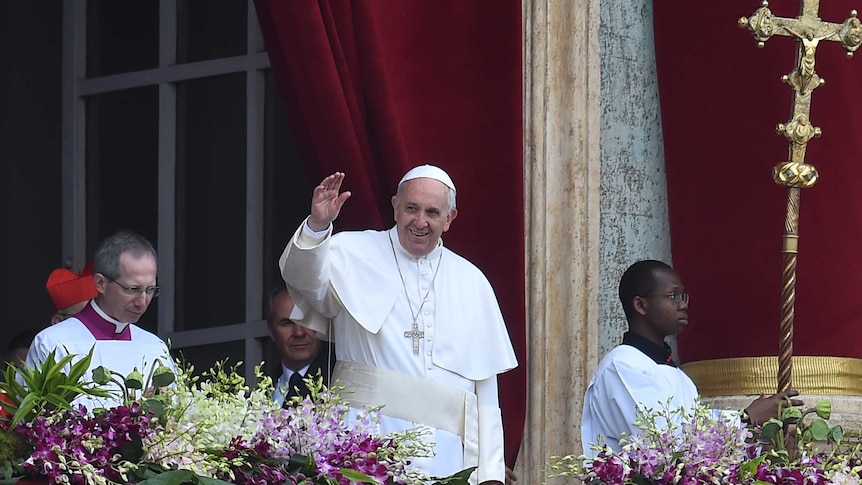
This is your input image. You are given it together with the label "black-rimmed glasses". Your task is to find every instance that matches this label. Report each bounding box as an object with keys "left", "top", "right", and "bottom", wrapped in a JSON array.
[
  {"left": 649, "top": 292, "right": 689, "bottom": 305},
  {"left": 107, "top": 277, "right": 160, "bottom": 298}
]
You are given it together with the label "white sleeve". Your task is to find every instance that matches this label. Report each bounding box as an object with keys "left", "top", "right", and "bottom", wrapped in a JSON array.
[
  {"left": 476, "top": 376, "right": 505, "bottom": 484},
  {"left": 279, "top": 218, "right": 344, "bottom": 323}
]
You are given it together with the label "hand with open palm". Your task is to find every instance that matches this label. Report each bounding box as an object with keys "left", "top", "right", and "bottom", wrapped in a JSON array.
[{"left": 307, "top": 172, "right": 352, "bottom": 232}]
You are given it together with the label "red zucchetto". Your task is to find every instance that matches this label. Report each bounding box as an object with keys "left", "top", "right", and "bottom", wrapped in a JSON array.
[{"left": 45, "top": 263, "right": 98, "bottom": 311}]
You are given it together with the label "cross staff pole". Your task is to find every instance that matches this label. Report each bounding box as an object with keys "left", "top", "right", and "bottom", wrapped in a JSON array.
[{"left": 739, "top": 0, "right": 861, "bottom": 392}]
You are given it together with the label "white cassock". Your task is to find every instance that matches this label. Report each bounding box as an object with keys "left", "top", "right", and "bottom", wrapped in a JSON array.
[
  {"left": 279, "top": 220, "right": 518, "bottom": 484},
  {"left": 581, "top": 344, "right": 699, "bottom": 455},
  {"left": 25, "top": 301, "right": 173, "bottom": 412}
]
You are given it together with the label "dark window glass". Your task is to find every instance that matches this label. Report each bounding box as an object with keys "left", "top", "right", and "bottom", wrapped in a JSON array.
[
  {"left": 175, "top": 74, "right": 246, "bottom": 331},
  {"left": 87, "top": 0, "right": 159, "bottom": 77},
  {"left": 85, "top": 86, "right": 160, "bottom": 333},
  {"left": 173, "top": 340, "right": 245, "bottom": 379},
  {"left": 262, "top": 71, "right": 310, "bottom": 315},
  {"left": 177, "top": 0, "right": 248, "bottom": 64}
]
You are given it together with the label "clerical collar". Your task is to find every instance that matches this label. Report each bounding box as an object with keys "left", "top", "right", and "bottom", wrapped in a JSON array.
[
  {"left": 91, "top": 300, "right": 131, "bottom": 333},
  {"left": 387, "top": 227, "right": 443, "bottom": 261},
  {"left": 622, "top": 331, "right": 676, "bottom": 367}
]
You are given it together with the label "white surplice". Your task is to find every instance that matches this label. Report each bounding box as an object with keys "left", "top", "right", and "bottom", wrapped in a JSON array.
[
  {"left": 25, "top": 309, "right": 173, "bottom": 412},
  {"left": 581, "top": 344, "right": 699, "bottom": 455},
  {"left": 279, "top": 220, "right": 517, "bottom": 483}
]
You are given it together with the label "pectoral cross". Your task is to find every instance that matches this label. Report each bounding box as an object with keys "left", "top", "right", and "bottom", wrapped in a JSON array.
[
  {"left": 404, "top": 321, "right": 425, "bottom": 355},
  {"left": 739, "top": 0, "right": 860, "bottom": 392}
]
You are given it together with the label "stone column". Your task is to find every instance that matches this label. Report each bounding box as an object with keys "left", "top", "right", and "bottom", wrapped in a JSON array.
[{"left": 520, "top": 0, "right": 601, "bottom": 482}]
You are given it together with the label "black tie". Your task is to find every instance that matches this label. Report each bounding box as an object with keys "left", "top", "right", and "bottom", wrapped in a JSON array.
[{"left": 283, "top": 372, "right": 304, "bottom": 408}]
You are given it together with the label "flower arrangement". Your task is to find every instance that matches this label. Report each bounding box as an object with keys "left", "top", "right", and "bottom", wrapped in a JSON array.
[
  {"left": 0, "top": 349, "right": 473, "bottom": 485},
  {"left": 548, "top": 398, "right": 861, "bottom": 484}
]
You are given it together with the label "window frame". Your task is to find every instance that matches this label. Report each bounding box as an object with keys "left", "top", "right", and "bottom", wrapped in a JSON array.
[{"left": 61, "top": 0, "right": 271, "bottom": 383}]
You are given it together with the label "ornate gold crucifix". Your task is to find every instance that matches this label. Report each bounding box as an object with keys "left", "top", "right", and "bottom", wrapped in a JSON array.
[{"left": 739, "top": 1, "right": 861, "bottom": 392}]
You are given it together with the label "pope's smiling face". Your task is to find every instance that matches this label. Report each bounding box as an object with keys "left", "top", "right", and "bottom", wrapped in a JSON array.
[{"left": 391, "top": 178, "right": 457, "bottom": 257}]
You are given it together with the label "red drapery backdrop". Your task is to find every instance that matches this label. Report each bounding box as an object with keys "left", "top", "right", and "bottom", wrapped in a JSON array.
[
  {"left": 254, "top": 0, "right": 526, "bottom": 466},
  {"left": 655, "top": 1, "right": 862, "bottom": 363}
]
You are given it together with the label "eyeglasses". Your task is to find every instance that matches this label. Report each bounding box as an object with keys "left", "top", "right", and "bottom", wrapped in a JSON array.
[
  {"left": 107, "top": 277, "right": 160, "bottom": 298},
  {"left": 649, "top": 292, "right": 690, "bottom": 305}
]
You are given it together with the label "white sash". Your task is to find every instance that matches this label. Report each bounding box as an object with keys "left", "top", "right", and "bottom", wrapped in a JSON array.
[{"left": 333, "top": 361, "right": 480, "bottom": 480}]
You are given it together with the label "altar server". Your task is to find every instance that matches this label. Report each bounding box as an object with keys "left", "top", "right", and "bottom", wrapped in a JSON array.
[{"left": 581, "top": 260, "right": 802, "bottom": 455}]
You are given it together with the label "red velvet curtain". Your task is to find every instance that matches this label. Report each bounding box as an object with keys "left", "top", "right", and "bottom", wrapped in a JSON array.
[
  {"left": 254, "top": 0, "right": 526, "bottom": 465},
  {"left": 655, "top": 1, "right": 862, "bottom": 362}
]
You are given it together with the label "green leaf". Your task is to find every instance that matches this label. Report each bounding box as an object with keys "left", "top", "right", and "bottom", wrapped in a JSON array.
[
  {"left": 338, "top": 469, "right": 378, "bottom": 483},
  {"left": 152, "top": 365, "right": 176, "bottom": 388},
  {"left": 42, "top": 392, "right": 74, "bottom": 410},
  {"left": 16, "top": 366, "right": 41, "bottom": 394},
  {"left": 629, "top": 473, "right": 652, "bottom": 485},
  {"left": 136, "top": 469, "right": 196, "bottom": 485},
  {"left": 760, "top": 421, "right": 781, "bottom": 442},
  {"left": 832, "top": 424, "right": 845, "bottom": 442},
  {"left": 66, "top": 349, "right": 95, "bottom": 381},
  {"left": 808, "top": 419, "right": 830, "bottom": 441},
  {"left": 738, "top": 454, "right": 766, "bottom": 478},
  {"left": 42, "top": 351, "right": 80, "bottom": 391},
  {"left": 815, "top": 400, "right": 832, "bottom": 420},
  {"left": 194, "top": 476, "right": 235, "bottom": 485},
  {"left": 286, "top": 453, "right": 311, "bottom": 474},
  {"left": 11, "top": 393, "right": 39, "bottom": 427},
  {"left": 430, "top": 467, "right": 477, "bottom": 485},
  {"left": 118, "top": 435, "right": 145, "bottom": 463},
  {"left": 142, "top": 398, "right": 165, "bottom": 418},
  {"left": 55, "top": 384, "right": 111, "bottom": 398}
]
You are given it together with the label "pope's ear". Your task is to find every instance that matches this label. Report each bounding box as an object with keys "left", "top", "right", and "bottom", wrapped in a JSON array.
[
  {"left": 443, "top": 208, "right": 458, "bottom": 232},
  {"left": 391, "top": 195, "right": 398, "bottom": 220}
]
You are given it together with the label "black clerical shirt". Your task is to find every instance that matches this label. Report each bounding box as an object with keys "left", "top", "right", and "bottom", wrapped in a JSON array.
[{"left": 621, "top": 332, "right": 676, "bottom": 367}]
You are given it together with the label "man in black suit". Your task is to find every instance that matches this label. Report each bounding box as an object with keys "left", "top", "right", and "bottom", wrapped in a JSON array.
[{"left": 267, "top": 287, "right": 334, "bottom": 406}]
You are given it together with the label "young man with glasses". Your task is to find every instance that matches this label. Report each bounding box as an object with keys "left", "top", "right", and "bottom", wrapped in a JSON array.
[
  {"left": 25, "top": 231, "right": 172, "bottom": 410},
  {"left": 580, "top": 259, "right": 802, "bottom": 455}
]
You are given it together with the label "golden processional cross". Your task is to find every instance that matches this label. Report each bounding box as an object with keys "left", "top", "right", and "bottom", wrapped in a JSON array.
[{"left": 739, "top": 1, "right": 861, "bottom": 392}]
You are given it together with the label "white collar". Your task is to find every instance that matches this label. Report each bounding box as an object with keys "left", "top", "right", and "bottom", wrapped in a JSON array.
[
  {"left": 91, "top": 300, "right": 130, "bottom": 333},
  {"left": 281, "top": 361, "right": 311, "bottom": 381},
  {"left": 388, "top": 226, "right": 444, "bottom": 261}
]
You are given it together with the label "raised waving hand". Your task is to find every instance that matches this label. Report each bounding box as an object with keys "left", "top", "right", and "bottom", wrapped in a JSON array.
[{"left": 307, "top": 172, "right": 352, "bottom": 232}]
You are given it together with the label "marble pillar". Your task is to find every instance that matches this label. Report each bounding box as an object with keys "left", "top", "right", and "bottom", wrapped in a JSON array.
[
  {"left": 521, "top": 0, "right": 601, "bottom": 482},
  {"left": 518, "top": 0, "right": 671, "bottom": 482}
]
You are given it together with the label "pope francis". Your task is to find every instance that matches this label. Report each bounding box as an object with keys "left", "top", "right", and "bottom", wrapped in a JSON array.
[{"left": 279, "top": 165, "right": 517, "bottom": 484}]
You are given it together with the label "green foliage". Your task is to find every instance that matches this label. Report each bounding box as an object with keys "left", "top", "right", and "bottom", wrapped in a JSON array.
[
  {"left": 91, "top": 356, "right": 176, "bottom": 416},
  {"left": 756, "top": 399, "right": 845, "bottom": 465},
  {"left": 200, "top": 360, "right": 246, "bottom": 399},
  {"left": 429, "top": 467, "right": 477, "bottom": 484},
  {"left": 136, "top": 469, "right": 233, "bottom": 485},
  {"left": 0, "top": 431, "right": 28, "bottom": 473},
  {"left": 0, "top": 346, "right": 110, "bottom": 428}
]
